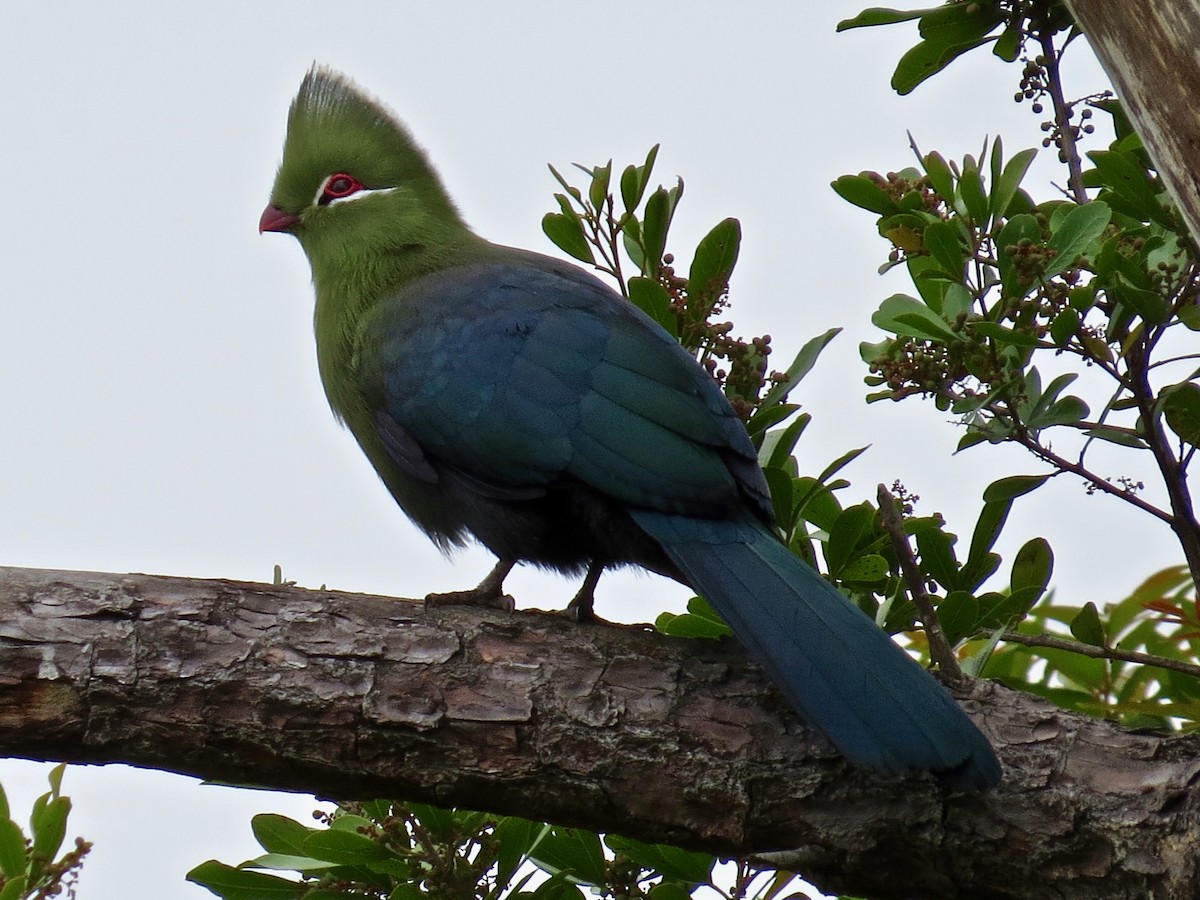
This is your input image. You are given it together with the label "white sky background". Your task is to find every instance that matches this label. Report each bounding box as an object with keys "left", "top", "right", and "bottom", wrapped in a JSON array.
[{"left": 0, "top": 2, "right": 1175, "bottom": 898}]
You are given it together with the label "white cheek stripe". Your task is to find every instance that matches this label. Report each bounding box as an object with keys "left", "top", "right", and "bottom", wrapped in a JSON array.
[{"left": 311, "top": 174, "right": 398, "bottom": 207}]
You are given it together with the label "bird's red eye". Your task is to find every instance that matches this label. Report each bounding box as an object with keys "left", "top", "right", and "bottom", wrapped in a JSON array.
[{"left": 320, "top": 173, "right": 363, "bottom": 204}]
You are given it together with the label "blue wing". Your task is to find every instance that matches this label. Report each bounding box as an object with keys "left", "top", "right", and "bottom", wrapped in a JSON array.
[{"left": 357, "top": 258, "right": 770, "bottom": 521}]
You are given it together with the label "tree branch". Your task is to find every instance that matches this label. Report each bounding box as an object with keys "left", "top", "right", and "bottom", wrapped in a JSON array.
[
  {"left": 999, "top": 628, "right": 1200, "bottom": 679},
  {"left": 876, "top": 484, "right": 965, "bottom": 685},
  {"left": 2, "top": 566, "right": 1199, "bottom": 899}
]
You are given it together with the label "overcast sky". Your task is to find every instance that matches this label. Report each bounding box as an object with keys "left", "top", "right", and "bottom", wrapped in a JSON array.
[{"left": 0, "top": 2, "right": 1160, "bottom": 898}]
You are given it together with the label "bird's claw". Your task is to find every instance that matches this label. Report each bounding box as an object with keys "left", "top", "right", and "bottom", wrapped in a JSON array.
[{"left": 424, "top": 588, "right": 516, "bottom": 612}]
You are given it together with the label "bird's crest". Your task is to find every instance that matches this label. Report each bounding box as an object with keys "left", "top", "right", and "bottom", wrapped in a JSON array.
[{"left": 271, "top": 66, "right": 450, "bottom": 216}]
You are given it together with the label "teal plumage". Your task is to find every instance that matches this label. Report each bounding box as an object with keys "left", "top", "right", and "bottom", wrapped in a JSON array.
[{"left": 261, "top": 67, "right": 1001, "bottom": 788}]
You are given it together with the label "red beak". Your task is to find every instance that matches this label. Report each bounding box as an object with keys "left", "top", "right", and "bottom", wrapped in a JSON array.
[{"left": 259, "top": 205, "right": 301, "bottom": 234}]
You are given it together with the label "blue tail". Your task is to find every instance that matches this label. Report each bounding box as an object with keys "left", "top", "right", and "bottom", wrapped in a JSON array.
[{"left": 632, "top": 511, "right": 1001, "bottom": 789}]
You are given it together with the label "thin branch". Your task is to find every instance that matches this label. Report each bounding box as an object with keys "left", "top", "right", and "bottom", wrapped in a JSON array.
[
  {"left": 1009, "top": 426, "right": 1177, "bottom": 525},
  {"left": 999, "top": 629, "right": 1200, "bottom": 680},
  {"left": 1037, "top": 28, "right": 1088, "bottom": 203},
  {"left": 876, "top": 483, "right": 965, "bottom": 685},
  {"left": 1125, "top": 341, "right": 1200, "bottom": 587}
]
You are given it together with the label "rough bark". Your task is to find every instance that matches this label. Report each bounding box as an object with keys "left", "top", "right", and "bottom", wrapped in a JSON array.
[
  {"left": 1, "top": 566, "right": 1198, "bottom": 899},
  {"left": 1064, "top": 1, "right": 1200, "bottom": 243}
]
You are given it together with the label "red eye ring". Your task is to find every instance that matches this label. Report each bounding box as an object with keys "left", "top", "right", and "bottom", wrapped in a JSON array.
[{"left": 320, "top": 172, "right": 363, "bottom": 204}]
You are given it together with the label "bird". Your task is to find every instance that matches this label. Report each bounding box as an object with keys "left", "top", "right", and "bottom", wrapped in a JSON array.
[{"left": 259, "top": 66, "right": 1001, "bottom": 789}]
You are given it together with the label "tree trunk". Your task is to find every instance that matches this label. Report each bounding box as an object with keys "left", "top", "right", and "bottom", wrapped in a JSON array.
[
  {"left": 1064, "top": 1, "right": 1200, "bottom": 244},
  {"left": 1, "top": 566, "right": 1197, "bottom": 899}
]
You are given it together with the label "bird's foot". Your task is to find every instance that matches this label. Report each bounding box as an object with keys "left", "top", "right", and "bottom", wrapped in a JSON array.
[
  {"left": 425, "top": 587, "right": 516, "bottom": 612},
  {"left": 563, "top": 598, "right": 607, "bottom": 624},
  {"left": 425, "top": 558, "right": 517, "bottom": 612},
  {"left": 563, "top": 562, "right": 605, "bottom": 623}
]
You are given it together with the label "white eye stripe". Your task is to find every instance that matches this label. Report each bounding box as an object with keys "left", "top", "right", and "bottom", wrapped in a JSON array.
[{"left": 329, "top": 187, "right": 396, "bottom": 206}]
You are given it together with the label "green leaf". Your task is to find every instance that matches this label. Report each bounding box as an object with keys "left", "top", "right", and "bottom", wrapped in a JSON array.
[
  {"left": 762, "top": 466, "right": 795, "bottom": 529},
  {"left": 957, "top": 168, "right": 988, "bottom": 224},
  {"left": 542, "top": 212, "right": 594, "bottom": 265},
  {"left": 748, "top": 404, "right": 804, "bottom": 443},
  {"left": 992, "top": 22, "right": 1021, "bottom": 61},
  {"left": 1163, "top": 383, "right": 1200, "bottom": 446},
  {"left": 831, "top": 174, "right": 899, "bottom": 215},
  {"left": 938, "top": 591, "right": 980, "bottom": 646},
  {"left": 991, "top": 147, "right": 1037, "bottom": 221},
  {"left": 1049, "top": 307, "right": 1080, "bottom": 346},
  {"left": 793, "top": 477, "right": 843, "bottom": 532},
  {"left": 622, "top": 218, "right": 645, "bottom": 271},
  {"left": 816, "top": 445, "right": 870, "bottom": 486},
  {"left": 529, "top": 871, "right": 588, "bottom": 900},
  {"left": 1084, "top": 424, "right": 1147, "bottom": 448},
  {"left": 30, "top": 796, "right": 68, "bottom": 862},
  {"left": 758, "top": 328, "right": 841, "bottom": 409},
  {"left": 892, "top": 35, "right": 992, "bottom": 95},
  {"left": 760, "top": 415, "right": 810, "bottom": 471},
  {"left": 969, "top": 321, "right": 1045, "bottom": 348},
  {"left": 620, "top": 145, "right": 659, "bottom": 214},
  {"left": 826, "top": 504, "right": 876, "bottom": 577},
  {"left": 0, "top": 818, "right": 25, "bottom": 879},
  {"left": 252, "top": 815, "right": 315, "bottom": 856},
  {"left": 965, "top": 498, "right": 1011, "bottom": 586},
  {"left": 922, "top": 151, "right": 955, "bottom": 201},
  {"left": 604, "top": 835, "right": 713, "bottom": 884},
  {"left": 1109, "top": 271, "right": 1169, "bottom": 324},
  {"left": 1087, "top": 149, "right": 1171, "bottom": 227},
  {"left": 47, "top": 765, "right": 65, "bottom": 800},
  {"left": 648, "top": 884, "right": 693, "bottom": 900},
  {"left": 687, "top": 218, "right": 741, "bottom": 299},
  {"left": 1030, "top": 395, "right": 1089, "bottom": 429},
  {"left": 530, "top": 827, "right": 607, "bottom": 885},
  {"left": 840, "top": 553, "right": 889, "bottom": 583},
  {"left": 1070, "top": 602, "right": 1107, "bottom": 647},
  {"left": 548, "top": 164, "right": 583, "bottom": 204},
  {"left": 627, "top": 277, "right": 676, "bottom": 335},
  {"left": 1011, "top": 537, "right": 1054, "bottom": 597},
  {"left": 996, "top": 213, "right": 1044, "bottom": 297},
  {"left": 246, "top": 853, "right": 340, "bottom": 873},
  {"left": 493, "top": 820, "right": 545, "bottom": 894},
  {"left": 915, "top": 526, "right": 960, "bottom": 591},
  {"left": 1178, "top": 302, "right": 1200, "bottom": 331},
  {"left": 872, "top": 293, "right": 959, "bottom": 342},
  {"left": 837, "top": 6, "right": 939, "bottom": 30},
  {"left": 982, "top": 474, "right": 1051, "bottom": 502},
  {"left": 186, "top": 861, "right": 304, "bottom": 900},
  {"left": 1046, "top": 201, "right": 1111, "bottom": 278},
  {"left": 923, "top": 219, "right": 964, "bottom": 275},
  {"left": 0, "top": 876, "right": 27, "bottom": 900},
  {"left": 327, "top": 813, "right": 375, "bottom": 834},
  {"left": 302, "top": 830, "right": 395, "bottom": 868},
  {"left": 642, "top": 183, "right": 677, "bottom": 272},
  {"left": 587, "top": 160, "right": 611, "bottom": 214}
]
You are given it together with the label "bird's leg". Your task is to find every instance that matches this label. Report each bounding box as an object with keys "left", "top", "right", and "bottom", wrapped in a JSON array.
[
  {"left": 564, "top": 561, "right": 606, "bottom": 623},
  {"left": 425, "top": 558, "right": 516, "bottom": 612}
]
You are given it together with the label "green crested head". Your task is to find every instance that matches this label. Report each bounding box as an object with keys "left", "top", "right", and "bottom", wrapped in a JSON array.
[{"left": 261, "top": 66, "right": 473, "bottom": 275}]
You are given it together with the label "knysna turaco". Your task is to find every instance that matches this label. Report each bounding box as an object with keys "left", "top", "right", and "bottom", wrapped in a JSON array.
[{"left": 259, "top": 67, "right": 1001, "bottom": 789}]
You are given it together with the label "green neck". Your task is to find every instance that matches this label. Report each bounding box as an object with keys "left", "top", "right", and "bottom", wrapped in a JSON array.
[{"left": 304, "top": 204, "right": 489, "bottom": 422}]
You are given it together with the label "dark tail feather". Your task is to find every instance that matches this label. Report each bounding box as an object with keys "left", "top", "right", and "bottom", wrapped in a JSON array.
[{"left": 632, "top": 511, "right": 1001, "bottom": 789}]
